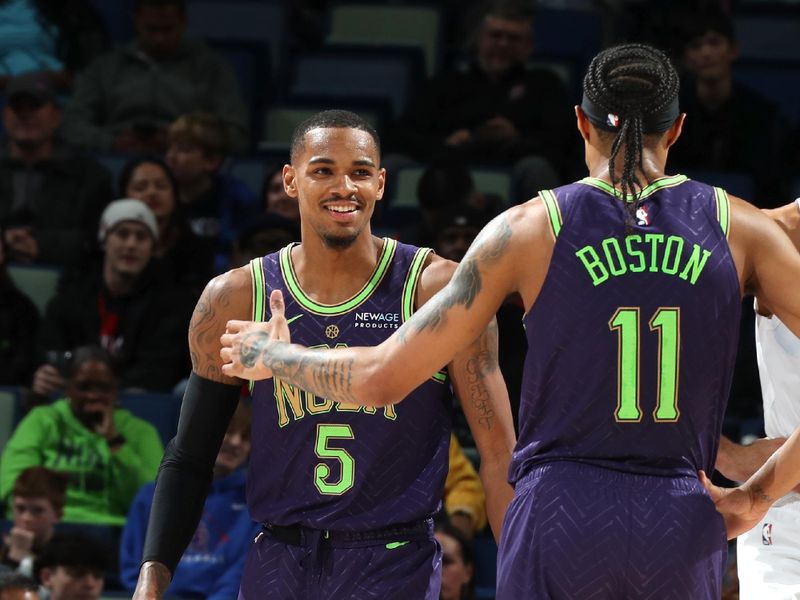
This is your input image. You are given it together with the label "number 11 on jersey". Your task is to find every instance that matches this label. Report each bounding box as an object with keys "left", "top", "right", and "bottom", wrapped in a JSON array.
[{"left": 609, "top": 307, "right": 680, "bottom": 423}]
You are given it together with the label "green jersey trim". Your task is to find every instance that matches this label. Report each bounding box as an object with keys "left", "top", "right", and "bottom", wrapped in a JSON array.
[
  {"left": 248, "top": 257, "right": 266, "bottom": 394},
  {"left": 579, "top": 174, "right": 688, "bottom": 202},
  {"left": 539, "top": 189, "right": 563, "bottom": 239},
  {"left": 400, "top": 247, "right": 448, "bottom": 385},
  {"left": 714, "top": 187, "right": 731, "bottom": 239},
  {"left": 280, "top": 238, "right": 397, "bottom": 315}
]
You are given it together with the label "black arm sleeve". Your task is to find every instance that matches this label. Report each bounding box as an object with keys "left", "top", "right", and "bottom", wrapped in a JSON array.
[{"left": 141, "top": 373, "right": 241, "bottom": 574}]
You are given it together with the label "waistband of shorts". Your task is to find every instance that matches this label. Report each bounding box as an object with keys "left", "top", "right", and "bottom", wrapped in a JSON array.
[
  {"left": 261, "top": 518, "right": 433, "bottom": 547},
  {"left": 515, "top": 460, "right": 700, "bottom": 493}
]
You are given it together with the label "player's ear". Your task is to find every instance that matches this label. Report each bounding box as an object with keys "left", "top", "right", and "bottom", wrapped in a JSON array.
[
  {"left": 376, "top": 167, "right": 386, "bottom": 202},
  {"left": 575, "top": 105, "right": 591, "bottom": 142},
  {"left": 283, "top": 164, "right": 298, "bottom": 198}
]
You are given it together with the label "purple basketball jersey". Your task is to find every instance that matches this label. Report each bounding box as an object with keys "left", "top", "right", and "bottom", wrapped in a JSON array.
[
  {"left": 248, "top": 238, "right": 452, "bottom": 530},
  {"left": 511, "top": 175, "right": 741, "bottom": 483}
]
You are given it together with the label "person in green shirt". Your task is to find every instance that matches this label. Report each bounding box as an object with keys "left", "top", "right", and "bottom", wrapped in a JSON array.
[{"left": 0, "top": 346, "right": 163, "bottom": 525}]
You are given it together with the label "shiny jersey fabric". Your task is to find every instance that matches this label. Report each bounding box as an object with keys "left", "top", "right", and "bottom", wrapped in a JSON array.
[
  {"left": 511, "top": 176, "right": 741, "bottom": 483},
  {"left": 248, "top": 238, "right": 452, "bottom": 529}
]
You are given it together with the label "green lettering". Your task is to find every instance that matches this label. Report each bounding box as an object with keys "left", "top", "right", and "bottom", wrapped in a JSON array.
[
  {"left": 274, "top": 378, "right": 305, "bottom": 427},
  {"left": 661, "top": 236, "right": 684, "bottom": 275},
  {"left": 601, "top": 238, "right": 627, "bottom": 276},
  {"left": 576, "top": 246, "right": 609, "bottom": 286},
  {"left": 625, "top": 235, "right": 646, "bottom": 272},
  {"left": 644, "top": 233, "right": 664, "bottom": 272},
  {"left": 679, "top": 244, "right": 712, "bottom": 285}
]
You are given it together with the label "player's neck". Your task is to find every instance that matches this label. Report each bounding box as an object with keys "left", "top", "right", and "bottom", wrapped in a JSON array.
[
  {"left": 291, "top": 233, "right": 384, "bottom": 305},
  {"left": 586, "top": 147, "right": 667, "bottom": 187}
]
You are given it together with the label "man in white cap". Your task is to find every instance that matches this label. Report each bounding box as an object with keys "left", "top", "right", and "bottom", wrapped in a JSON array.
[{"left": 31, "top": 199, "right": 194, "bottom": 399}]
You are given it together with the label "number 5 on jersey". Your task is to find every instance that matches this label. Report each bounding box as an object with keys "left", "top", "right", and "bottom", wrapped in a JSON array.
[
  {"left": 314, "top": 424, "right": 355, "bottom": 495},
  {"left": 609, "top": 307, "right": 680, "bottom": 422}
]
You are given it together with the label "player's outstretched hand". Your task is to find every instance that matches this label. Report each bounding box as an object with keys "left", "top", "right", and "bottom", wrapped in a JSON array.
[
  {"left": 699, "top": 470, "right": 767, "bottom": 540},
  {"left": 220, "top": 289, "right": 291, "bottom": 380}
]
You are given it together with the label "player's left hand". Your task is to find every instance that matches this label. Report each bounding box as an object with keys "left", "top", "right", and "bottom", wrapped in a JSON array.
[
  {"left": 699, "top": 470, "right": 767, "bottom": 540},
  {"left": 220, "top": 289, "right": 291, "bottom": 380}
]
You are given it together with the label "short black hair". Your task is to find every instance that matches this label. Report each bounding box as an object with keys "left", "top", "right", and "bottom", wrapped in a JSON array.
[
  {"left": 134, "top": 0, "right": 186, "bottom": 12},
  {"left": 65, "top": 345, "right": 117, "bottom": 380},
  {"left": 289, "top": 110, "right": 381, "bottom": 163},
  {"left": 0, "top": 572, "right": 38, "bottom": 593},
  {"left": 118, "top": 155, "right": 179, "bottom": 200},
  {"left": 34, "top": 534, "right": 109, "bottom": 580},
  {"left": 682, "top": 9, "right": 735, "bottom": 47}
]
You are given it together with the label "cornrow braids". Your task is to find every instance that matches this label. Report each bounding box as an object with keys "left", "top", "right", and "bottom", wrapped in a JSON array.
[{"left": 582, "top": 44, "right": 679, "bottom": 223}]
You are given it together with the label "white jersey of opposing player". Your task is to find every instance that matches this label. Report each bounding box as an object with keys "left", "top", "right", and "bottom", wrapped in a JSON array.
[{"left": 756, "top": 312, "right": 800, "bottom": 438}]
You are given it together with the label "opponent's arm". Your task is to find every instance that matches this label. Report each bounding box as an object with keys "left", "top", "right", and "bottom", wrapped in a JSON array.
[
  {"left": 715, "top": 435, "right": 786, "bottom": 482},
  {"left": 703, "top": 427, "right": 800, "bottom": 539},
  {"left": 133, "top": 268, "right": 250, "bottom": 600},
  {"left": 221, "top": 202, "right": 551, "bottom": 407},
  {"left": 417, "top": 256, "right": 516, "bottom": 542}
]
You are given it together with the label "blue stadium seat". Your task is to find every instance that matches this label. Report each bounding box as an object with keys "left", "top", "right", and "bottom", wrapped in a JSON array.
[
  {"left": 682, "top": 170, "right": 755, "bottom": 200},
  {"left": 734, "top": 16, "right": 800, "bottom": 61},
  {"left": 287, "top": 47, "right": 424, "bottom": 117},
  {"left": 186, "top": 1, "right": 287, "bottom": 78},
  {"left": 734, "top": 60, "right": 800, "bottom": 125},
  {"left": 118, "top": 392, "right": 182, "bottom": 446},
  {"left": 532, "top": 8, "right": 603, "bottom": 63},
  {"left": 0, "top": 386, "right": 21, "bottom": 452},
  {"left": 94, "top": 154, "right": 130, "bottom": 188}
]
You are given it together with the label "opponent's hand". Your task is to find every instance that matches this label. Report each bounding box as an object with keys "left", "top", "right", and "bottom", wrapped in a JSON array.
[
  {"left": 220, "top": 289, "right": 291, "bottom": 380},
  {"left": 699, "top": 470, "right": 768, "bottom": 540}
]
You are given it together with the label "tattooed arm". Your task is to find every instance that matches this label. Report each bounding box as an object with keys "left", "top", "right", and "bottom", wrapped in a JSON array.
[
  {"left": 418, "top": 254, "right": 516, "bottom": 542},
  {"left": 221, "top": 200, "right": 554, "bottom": 407},
  {"left": 134, "top": 268, "right": 251, "bottom": 600}
]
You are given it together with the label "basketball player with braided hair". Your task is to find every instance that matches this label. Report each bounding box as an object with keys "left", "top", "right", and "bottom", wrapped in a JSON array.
[{"left": 221, "top": 44, "right": 800, "bottom": 598}]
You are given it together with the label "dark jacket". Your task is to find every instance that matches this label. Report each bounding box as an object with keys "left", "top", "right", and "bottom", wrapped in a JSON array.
[
  {"left": 38, "top": 263, "right": 194, "bottom": 391},
  {"left": 0, "top": 145, "right": 112, "bottom": 267},
  {"left": 0, "top": 271, "right": 38, "bottom": 385}
]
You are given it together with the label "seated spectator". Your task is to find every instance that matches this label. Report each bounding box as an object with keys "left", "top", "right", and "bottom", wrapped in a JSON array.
[
  {"left": 669, "top": 9, "right": 785, "bottom": 207},
  {"left": 1, "top": 468, "right": 66, "bottom": 577},
  {"left": 165, "top": 111, "right": 260, "bottom": 271},
  {"left": 1, "top": 346, "right": 163, "bottom": 526},
  {"left": 120, "top": 401, "right": 257, "bottom": 599},
  {"left": 0, "top": 0, "right": 108, "bottom": 90},
  {"left": 31, "top": 199, "right": 194, "bottom": 398},
  {"left": 435, "top": 522, "right": 475, "bottom": 600},
  {"left": 0, "top": 572, "right": 39, "bottom": 599},
  {"left": 0, "top": 72, "right": 112, "bottom": 268},
  {"left": 120, "top": 156, "right": 214, "bottom": 291},
  {"left": 0, "top": 225, "right": 39, "bottom": 386},
  {"left": 433, "top": 209, "right": 487, "bottom": 264},
  {"left": 261, "top": 163, "right": 300, "bottom": 224},
  {"left": 34, "top": 534, "right": 106, "bottom": 600},
  {"left": 387, "top": 0, "right": 569, "bottom": 200},
  {"left": 229, "top": 213, "right": 299, "bottom": 268},
  {"left": 60, "top": 0, "right": 248, "bottom": 153},
  {"left": 443, "top": 434, "right": 486, "bottom": 539}
]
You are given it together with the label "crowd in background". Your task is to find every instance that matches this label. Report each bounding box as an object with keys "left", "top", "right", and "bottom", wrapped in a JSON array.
[{"left": 0, "top": 0, "right": 797, "bottom": 597}]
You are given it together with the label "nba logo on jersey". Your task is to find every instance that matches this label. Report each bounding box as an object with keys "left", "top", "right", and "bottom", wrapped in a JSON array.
[
  {"left": 636, "top": 205, "right": 650, "bottom": 226},
  {"left": 606, "top": 113, "right": 620, "bottom": 128},
  {"left": 762, "top": 523, "right": 773, "bottom": 546}
]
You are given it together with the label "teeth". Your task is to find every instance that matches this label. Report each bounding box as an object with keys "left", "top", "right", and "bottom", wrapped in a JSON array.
[{"left": 328, "top": 206, "right": 356, "bottom": 213}]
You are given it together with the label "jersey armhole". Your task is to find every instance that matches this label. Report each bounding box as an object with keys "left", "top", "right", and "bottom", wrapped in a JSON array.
[
  {"left": 713, "top": 187, "right": 731, "bottom": 239},
  {"left": 540, "top": 189, "right": 563, "bottom": 241},
  {"left": 247, "top": 257, "right": 266, "bottom": 393}
]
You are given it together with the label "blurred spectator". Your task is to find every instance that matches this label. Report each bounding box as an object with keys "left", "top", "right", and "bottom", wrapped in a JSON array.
[
  {"left": 0, "top": 72, "right": 112, "bottom": 268},
  {"left": 433, "top": 209, "right": 487, "bottom": 263},
  {"left": 31, "top": 199, "right": 194, "bottom": 398},
  {"left": 0, "top": 224, "right": 39, "bottom": 386},
  {"left": 1, "top": 346, "right": 163, "bottom": 526},
  {"left": 0, "top": 0, "right": 108, "bottom": 90},
  {"left": 34, "top": 534, "right": 106, "bottom": 600},
  {"left": 60, "top": 0, "right": 248, "bottom": 154},
  {"left": 0, "top": 572, "right": 39, "bottom": 599},
  {"left": 435, "top": 522, "right": 475, "bottom": 600},
  {"left": 165, "top": 111, "right": 259, "bottom": 271},
  {"left": 120, "top": 156, "right": 214, "bottom": 290},
  {"left": 387, "top": 0, "right": 570, "bottom": 200},
  {"left": 120, "top": 401, "right": 257, "bottom": 600},
  {"left": 261, "top": 163, "right": 300, "bottom": 224},
  {"left": 443, "top": 434, "right": 486, "bottom": 539},
  {"left": 668, "top": 9, "right": 785, "bottom": 207},
  {"left": 229, "top": 213, "right": 299, "bottom": 268},
  {"left": 0, "top": 468, "right": 65, "bottom": 578}
]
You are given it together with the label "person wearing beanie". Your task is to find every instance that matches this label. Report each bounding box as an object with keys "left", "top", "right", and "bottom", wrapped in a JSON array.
[{"left": 29, "top": 198, "right": 194, "bottom": 400}]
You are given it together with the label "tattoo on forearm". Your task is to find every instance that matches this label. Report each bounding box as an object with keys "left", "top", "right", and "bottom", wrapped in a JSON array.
[
  {"left": 464, "top": 321, "right": 500, "bottom": 429},
  {"left": 752, "top": 484, "right": 775, "bottom": 506},
  {"left": 409, "top": 216, "right": 513, "bottom": 336}
]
